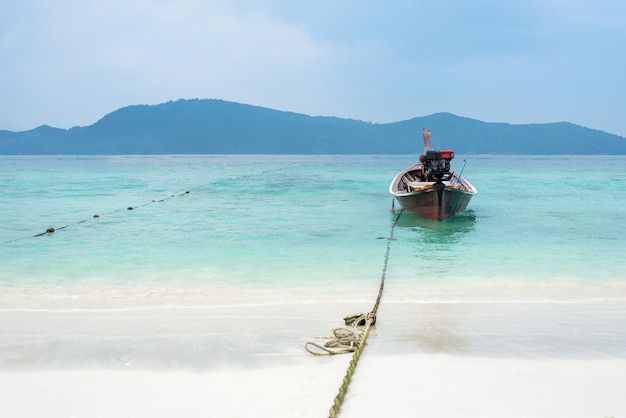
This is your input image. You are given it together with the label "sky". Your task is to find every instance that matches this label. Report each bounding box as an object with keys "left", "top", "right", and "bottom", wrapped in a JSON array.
[{"left": 1, "top": 0, "right": 625, "bottom": 137}]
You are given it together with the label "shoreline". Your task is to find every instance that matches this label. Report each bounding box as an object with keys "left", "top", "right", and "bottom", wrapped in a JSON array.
[
  {"left": 2, "top": 275, "right": 626, "bottom": 312},
  {"left": 2, "top": 300, "right": 625, "bottom": 367}
]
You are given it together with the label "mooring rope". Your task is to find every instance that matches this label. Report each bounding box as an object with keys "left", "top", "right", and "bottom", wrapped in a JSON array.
[
  {"left": 3, "top": 191, "right": 190, "bottom": 244},
  {"left": 305, "top": 209, "right": 403, "bottom": 418}
]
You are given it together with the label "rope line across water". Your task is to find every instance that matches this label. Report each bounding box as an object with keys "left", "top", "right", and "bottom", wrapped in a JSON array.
[
  {"left": 305, "top": 209, "right": 403, "bottom": 418},
  {"left": 3, "top": 191, "right": 190, "bottom": 244},
  {"left": 4, "top": 165, "right": 296, "bottom": 245}
]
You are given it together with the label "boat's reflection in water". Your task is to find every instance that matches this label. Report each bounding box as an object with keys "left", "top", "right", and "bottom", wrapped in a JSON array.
[{"left": 390, "top": 209, "right": 478, "bottom": 290}]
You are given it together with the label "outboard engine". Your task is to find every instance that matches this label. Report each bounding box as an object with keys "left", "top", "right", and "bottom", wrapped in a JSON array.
[{"left": 423, "top": 149, "right": 454, "bottom": 181}]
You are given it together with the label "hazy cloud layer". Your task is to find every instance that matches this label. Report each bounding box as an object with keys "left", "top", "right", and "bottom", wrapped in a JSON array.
[{"left": 1, "top": 0, "right": 625, "bottom": 136}]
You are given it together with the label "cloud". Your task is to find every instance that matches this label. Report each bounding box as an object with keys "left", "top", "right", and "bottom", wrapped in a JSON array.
[
  {"left": 1, "top": 0, "right": 625, "bottom": 136},
  {"left": 1, "top": 0, "right": 329, "bottom": 128}
]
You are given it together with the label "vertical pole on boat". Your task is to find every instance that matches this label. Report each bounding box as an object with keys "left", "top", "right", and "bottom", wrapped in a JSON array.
[
  {"left": 454, "top": 159, "right": 467, "bottom": 185},
  {"left": 422, "top": 129, "right": 431, "bottom": 154}
]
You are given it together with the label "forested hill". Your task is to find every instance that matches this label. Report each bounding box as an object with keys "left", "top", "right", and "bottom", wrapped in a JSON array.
[{"left": 1, "top": 99, "right": 625, "bottom": 154}]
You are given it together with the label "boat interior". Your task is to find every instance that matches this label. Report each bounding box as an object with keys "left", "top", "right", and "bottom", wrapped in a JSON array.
[{"left": 397, "top": 170, "right": 472, "bottom": 194}]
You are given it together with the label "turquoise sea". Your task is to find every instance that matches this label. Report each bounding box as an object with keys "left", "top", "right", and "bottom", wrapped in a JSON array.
[{"left": 1, "top": 154, "right": 626, "bottom": 311}]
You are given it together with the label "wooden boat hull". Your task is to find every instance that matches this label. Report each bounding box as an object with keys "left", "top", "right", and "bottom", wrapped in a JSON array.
[
  {"left": 394, "top": 187, "right": 474, "bottom": 221},
  {"left": 389, "top": 162, "right": 477, "bottom": 221}
]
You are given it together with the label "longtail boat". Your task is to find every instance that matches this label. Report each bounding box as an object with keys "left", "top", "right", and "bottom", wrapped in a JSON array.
[{"left": 389, "top": 129, "right": 477, "bottom": 221}]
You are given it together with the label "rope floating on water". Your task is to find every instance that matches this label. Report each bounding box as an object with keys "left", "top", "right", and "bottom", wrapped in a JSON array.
[
  {"left": 306, "top": 210, "right": 403, "bottom": 417},
  {"left": 6, "top": 163, "right": 301, "bottom": 245},
  {"left": 4, "top": 191, "right": 190, "bottom": 244},
  {"left": 7, "top": 165, "right": 298, "bottom": 245}
]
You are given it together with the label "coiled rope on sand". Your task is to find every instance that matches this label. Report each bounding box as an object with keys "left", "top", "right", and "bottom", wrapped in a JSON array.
[{"left": 306, "top": 209, "right": 403, "bottom": 418}]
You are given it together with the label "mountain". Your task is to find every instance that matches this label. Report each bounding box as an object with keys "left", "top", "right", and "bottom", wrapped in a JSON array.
[{"left": 1, "top": 98, "right": 625, "bottom": 154}]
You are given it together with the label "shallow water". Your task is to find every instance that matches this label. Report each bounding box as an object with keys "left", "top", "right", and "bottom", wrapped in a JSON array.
[{"left": 1, "top": 154, "right": 625, "bottom": 308}]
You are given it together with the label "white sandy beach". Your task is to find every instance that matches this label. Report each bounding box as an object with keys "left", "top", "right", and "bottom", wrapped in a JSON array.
[{"left": 1, "top": 300, "right": 626, "bottom": 418}]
